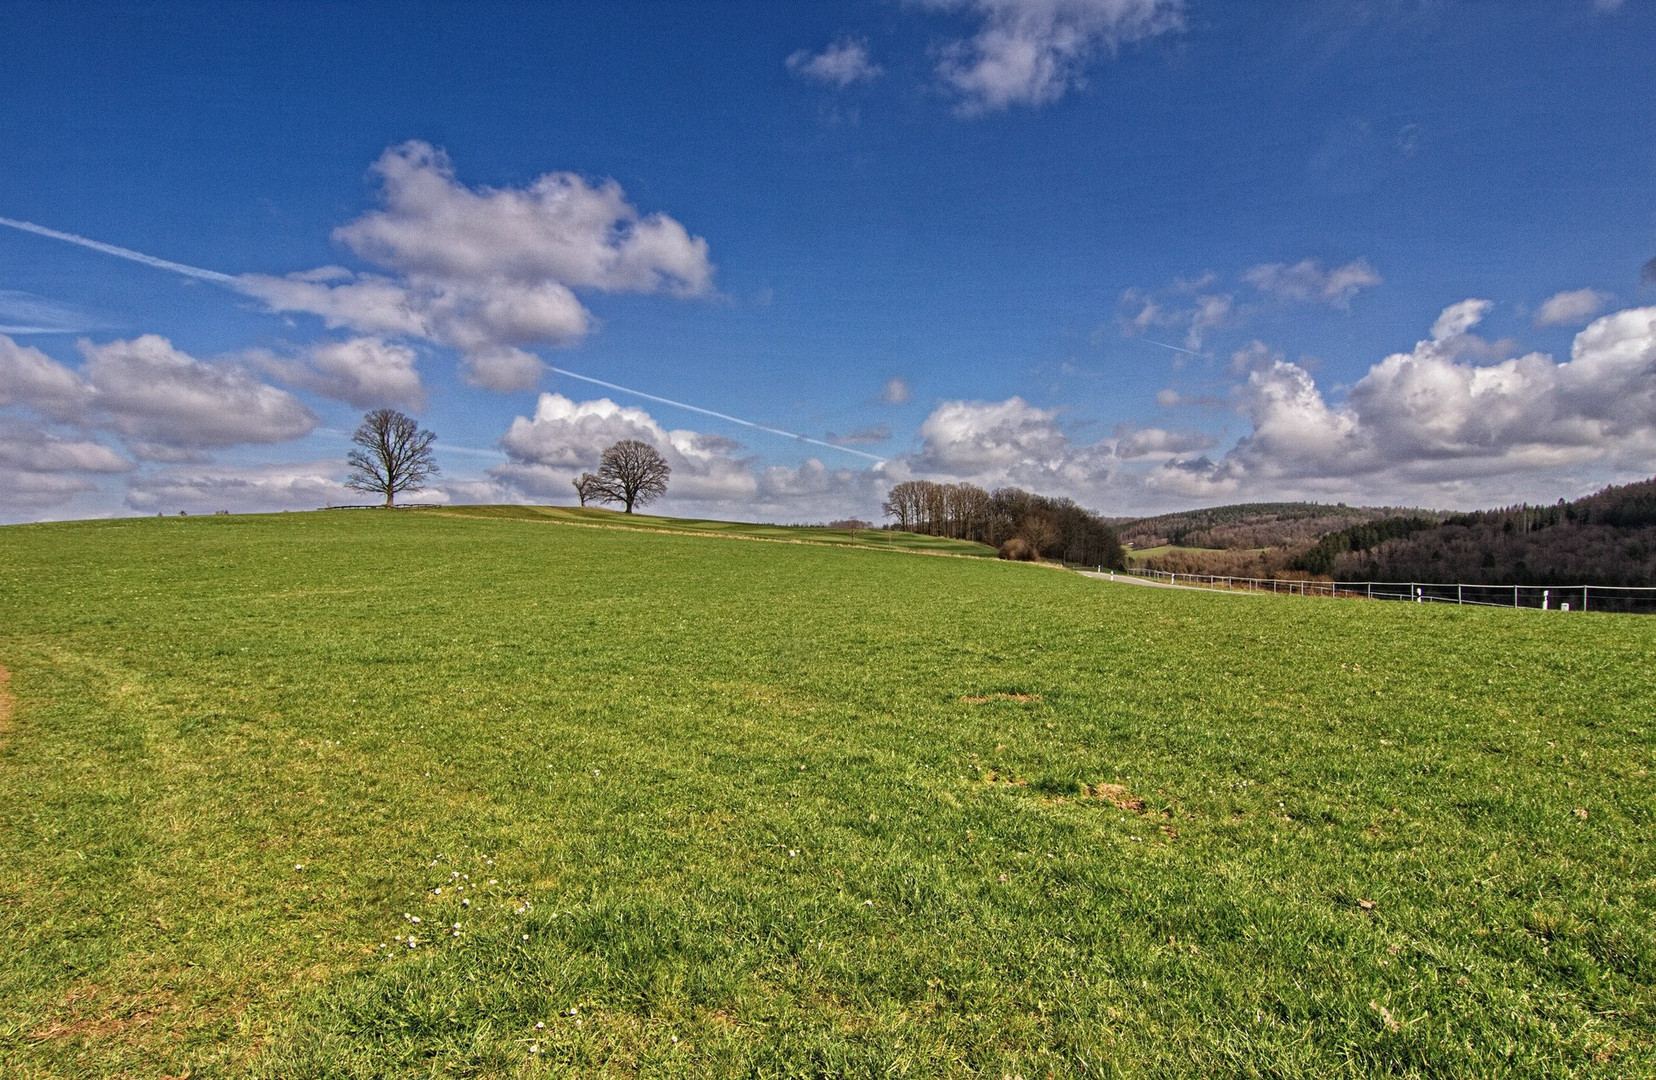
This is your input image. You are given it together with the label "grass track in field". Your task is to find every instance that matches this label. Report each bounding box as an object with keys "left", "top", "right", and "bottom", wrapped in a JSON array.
[{"left": 0, "top": 510, "right": 1652, "bottom": 1077}]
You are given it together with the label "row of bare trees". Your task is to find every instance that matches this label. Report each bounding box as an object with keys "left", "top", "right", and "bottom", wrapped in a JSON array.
[{"left": 883, "top": 480, "right": 1124, "bottom": 567}]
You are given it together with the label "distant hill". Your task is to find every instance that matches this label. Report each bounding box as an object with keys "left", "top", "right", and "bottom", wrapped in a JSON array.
[
  {"left": 1302, "top": 478, "right": 1656, "bottom": 586},
  {"left": 1117, "top": 502, "right": 1434, "bottom": 552}
]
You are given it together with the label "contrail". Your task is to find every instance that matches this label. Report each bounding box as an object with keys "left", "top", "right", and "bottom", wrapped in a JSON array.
[
  {"left": 1138, "top": 337, "right": 1207, "bottom": 358},
  {"left": 546, "top": 365, "right": 887, "bottom": 463},
  {"left": 0, "top": 215, "right": 885, "bottom": 464},
  {"left": 0, "top": 216, "right": 238, "bottom": 284}
]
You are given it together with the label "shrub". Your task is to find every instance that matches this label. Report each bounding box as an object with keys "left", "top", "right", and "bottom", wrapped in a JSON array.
[{"left": 999, "top": 537, "right": 1035, "bottom": 561}]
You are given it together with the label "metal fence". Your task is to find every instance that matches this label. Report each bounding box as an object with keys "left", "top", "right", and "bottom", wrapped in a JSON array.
[{"left": 1122, "top": 569, "right": 1656, "bottom": 614}]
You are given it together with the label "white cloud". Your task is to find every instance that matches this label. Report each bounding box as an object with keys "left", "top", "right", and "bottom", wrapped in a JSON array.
[
  {"left": 2, "top": 333, "right": 317, "bottom": 457},
  {"left": 1119, "top": 288, "right": 1230, "bottom": 350},
  {"left": 1242, "top": 258, "right": 1381, "bottom": 308},
  {"left": 1429, "top": 298, "right": 1492, "bottom": 341},
  {"left": 931, "top": 0, "right": 1184, "bottom": 114},
  {"left": 881, "top": 376, "right": 912, "bottom": 404},
  {"left": 0, "top": 335, "right": 89, "bottom": 419},
  {"left": 77, "top": 335, "right": 318, "bottom": 454},
  {"left": 788, "top": 38, "right": 882, "bottom": 86},
  {"left": 494, "top": 392, "right": 756, "bottom": 503},
  {"left": 1149, "top": 301, "right": 1656, "bottom": 505},
  {"left": 489, "top": 392, "right": 898, "bottom": 521},
  {"left": 0, "top": 421, "right": 130, "bottom": 474},
  {"left": 1534, "top": 288, "right": 1613, "bottom": 327},
  {"left": 1113, "top": 426, "right": 1215, "bottom": 459},
  {"left": 911, "top": 397, "right": 1071, "bottom": 474},
  {"left": 256, "top": 337, "right": 427, "bottom": 411},
  {"left": 239, "top": 141, "right": 714, "bottom": 390},
  {"left": 125, "top": 460, "right": 357, "bottom": 515},
  {"left": 0, "top": 291, "right": 103, "bottom": 335},
  {"left": 0, "top": 419, "right": 131, "bottom": 512},
  {"left": 0, "top": 467, "right": 101, "bottom": 510}
]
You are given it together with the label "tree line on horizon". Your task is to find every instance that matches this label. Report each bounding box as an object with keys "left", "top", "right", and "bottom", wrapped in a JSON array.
[{"left": 882, "top": 480, "right": 1125, "bottom": 568}]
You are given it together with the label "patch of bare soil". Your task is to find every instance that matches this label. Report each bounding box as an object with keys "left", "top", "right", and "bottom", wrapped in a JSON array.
[
  {"left": 981, "top": 770, "right": 1028, "bottom": 787},
  {"left": 1082, "top": 783, "right": 1146, "bottom": 812},
  {"left": 960, "top": 692, "right": 1042, "bottom": 704}
]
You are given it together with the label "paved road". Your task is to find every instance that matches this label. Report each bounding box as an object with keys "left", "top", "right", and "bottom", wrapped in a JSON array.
[{"left": 1077, "top": 570, "right": 1258, "bottom": 594}]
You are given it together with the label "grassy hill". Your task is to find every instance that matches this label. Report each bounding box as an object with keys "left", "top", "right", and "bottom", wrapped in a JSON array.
[{"left": 1, "top": 510, "right": 1652, "bottom": 1076}]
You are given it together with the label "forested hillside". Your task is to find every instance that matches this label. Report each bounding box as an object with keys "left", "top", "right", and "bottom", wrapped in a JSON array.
[
  {"left": 1117, "top": 502, "right": 1432, "bottom": 550},
  {"left": 1314, "top": 478, "right": 1656, "bottom": 586}
]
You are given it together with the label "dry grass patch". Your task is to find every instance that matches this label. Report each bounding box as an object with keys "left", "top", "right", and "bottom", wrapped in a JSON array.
[{"left": 1082, "top": 783, "right": 1147, "bottom": 812}]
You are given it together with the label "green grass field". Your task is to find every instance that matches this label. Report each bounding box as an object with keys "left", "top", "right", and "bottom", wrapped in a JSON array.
[{"left": 1, "top": 509, "right": 1651, "bottom": 1077}]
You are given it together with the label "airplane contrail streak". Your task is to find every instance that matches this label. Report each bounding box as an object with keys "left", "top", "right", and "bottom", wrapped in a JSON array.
[
  {"left": 545, "top": 365, "right": 887, "bottom": 463},
  {"left": 1138, "top": 337, "right": 1207, "bottom": 358},
  {"left": 0, "top": 214, "right": 886, "bottom": 464},
  {"left": 0, "top": 216, "right": 238, "bottom": 284}
]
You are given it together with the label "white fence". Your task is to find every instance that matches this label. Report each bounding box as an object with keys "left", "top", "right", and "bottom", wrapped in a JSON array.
[{"left": 1123, "top": 569, "right": 1656, "bottom": 614}]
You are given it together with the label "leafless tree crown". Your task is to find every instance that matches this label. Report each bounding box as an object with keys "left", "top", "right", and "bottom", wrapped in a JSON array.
[
  {"left": 587, "top": 439, "right": 670, "bottom": 514},
  {"left": 572, "top": 472, "right": 604, "bottom": 507},
  {"left": 345, "top": 409, "right": 439, "bottom": 507}
]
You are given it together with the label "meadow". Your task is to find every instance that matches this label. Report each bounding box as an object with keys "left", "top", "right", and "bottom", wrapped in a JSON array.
[{"left": 0, "top": 508, "right": 1651, "bottom": 1078}]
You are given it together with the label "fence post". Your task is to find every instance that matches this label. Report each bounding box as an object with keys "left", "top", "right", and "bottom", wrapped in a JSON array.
[
  {"left": 1543, "top": 589, "right": 1550, "bottom": 611},
  {"left": 1584, "top": 586, "right": 1589, "bottom": 613},
  {"left": 1514, "top": 586, "right": 1519, "bottom": 609},
  {"left": 1457, "top": 584, "right": 1462, "bottom": 605}
]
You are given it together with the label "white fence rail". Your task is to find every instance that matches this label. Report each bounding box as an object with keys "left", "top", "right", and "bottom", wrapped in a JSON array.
[{"left": 1123, "top": 569, "right": 1656, "bottom": 614}]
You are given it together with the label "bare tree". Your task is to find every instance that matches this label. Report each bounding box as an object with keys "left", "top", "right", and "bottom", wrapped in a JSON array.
[
  {"left": 572, "top": 472, "right": 605, "bottom": 507},
  {"left": 596, "top": 439, "right": 670, "bottom": 513},
  {"left": 345, "top": 409, "right": 439, "bottom": 507}
]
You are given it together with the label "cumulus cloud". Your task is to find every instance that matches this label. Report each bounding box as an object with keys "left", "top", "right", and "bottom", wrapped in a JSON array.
[
  {"left": 255, "top": 337, "right": 427, "bottom": 411},
  {"left": 787, "top": 38, "right": 882, "bottom": 86},
  {"left": 494, "top": 392, "right": 756, "bottom": 502},
  {"left": 0, "top": 419, "right": 131, "bottom": 512},
  {"left": 1, "top": 333, "right": 316, "bottom": 457},
  {"left": 1242, "top": 258, "right": 1381, "bottom": 308},
  {"left": 1534, "top": 288, "right": 1613, "bottom": 327},
  {"left": 0, "top": 335, "right": 88, "bottom": 419},
  {"left": 0, "top": 421, "right": 130, "bottom": 474},
  {"left": 77, "top": 335, "right": 318, "bottom": 455},
  {"left": 125, "top": 460, "right": 358, "bottom": 515},
  {"left": 239, "top": 141, "right": 715, "bottom": 391},
  {"left": 489, "top": 392, "right": 893, "bottom": 521},
  {"left": 1429, "top": 298, "right": 1493, "bottom": 341},
  {"left": 931, "top": 0, "right": 1184, "bottom": 114},
  {"left": 1150, "top": 301, "right": 1656, "bottom": 503}
]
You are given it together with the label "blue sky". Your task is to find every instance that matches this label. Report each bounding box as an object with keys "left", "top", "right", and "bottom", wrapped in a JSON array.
[{"left": 2, "top": 0, "right": 1653, "bottom": 523}]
